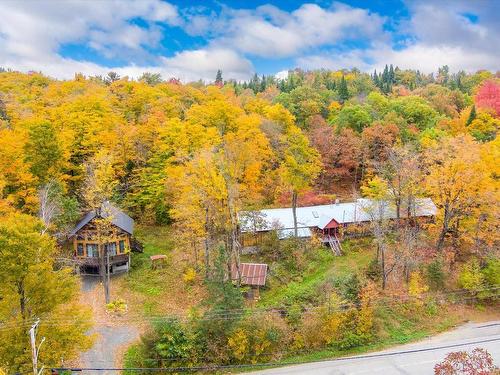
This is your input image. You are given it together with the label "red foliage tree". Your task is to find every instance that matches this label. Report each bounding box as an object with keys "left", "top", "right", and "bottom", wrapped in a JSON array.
[
  {"left": 475, "top": 80, "right": 500, "bottom": 117},
  {"left": 361, "top": 122, "right": 400, "bottom": 171},
  {"left": 307, "top": 115, "right": 362, "bottom": 190},
  {"left": 276, "top": 190, "right": 334, "bottom": 207},
  {"left": 434, "top": 348, "right": 496, "bottom": 375}
]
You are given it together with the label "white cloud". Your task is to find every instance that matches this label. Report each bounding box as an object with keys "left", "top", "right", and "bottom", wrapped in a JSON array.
[
  {"left": 370, "top": 44, "right": 500, "bottom": 73},
  {"left": 297, "top": 50, "right": 371, "bottom": 71},
  {"left": 157, "top": 48, "right": 253, "bottom": 81},
  {"left": 275, "top": 70, "right": 290, "bottom": 80},
  {"left": 293, "top": 42, "right": 500, "bottom": 75},
  {"left": 0, "top": 0, "right": 253, "bottom": 81},
  {"left": 0, "top": 47, "right": 253, "bottom": 82},
  {"left": 1, "top": 0, "right": 499, "bottom": 81},
  {"left": 185, "top": 2, "right": 387, "bottom": 58},
  {"left": 290, "top": 0, "right": 500, "bottom": 74},
  {"left": 0, "top": 0, "right": 180, "bottom": 61}
]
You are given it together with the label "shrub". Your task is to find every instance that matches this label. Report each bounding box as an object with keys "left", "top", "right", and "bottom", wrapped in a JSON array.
[
  {"left": 228, "top": 328, "right": 249, "bottom": 362},
  {"left": 228, "top": 312, "right": 291, "bottom": 364},
  {"left": 426, "top": 259, "right": 446, "bottom": 290},
  {"left": 285, "top": 303, "right": 303, "bottom": 327},
  {"left": 148, "top": 318, "right": 194, "bottom": 368},
  {"left": 105, "top": 298, "right": 127, "bottom": 315},
  {"left": 183, "top": 267, "right": 197, "bottom": 284},
  {"left": 482, "top": 257, "right": 500, "bottom": 288},
  {"left": 458, "top": 260, "right": 484, "bottom": 293},
  {"left": 366, "top": 258, "right": 381, "bottom": 281},
  {"left": 333, "top": 273, "right": 362, "bottom": 304},
  {"left": 408, "top": 271, "right": 429, "bottom": 307},
  {"left": 296, "top": 288, "right": 375, "bottom": 351}
]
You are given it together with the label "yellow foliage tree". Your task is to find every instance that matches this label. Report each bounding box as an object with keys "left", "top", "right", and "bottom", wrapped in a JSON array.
[
  {"left": 425, "top": 135, "right": 497, "bottom": 252},
  {"left": 0, "top": 213, "right": 93, "bottom": 372}
]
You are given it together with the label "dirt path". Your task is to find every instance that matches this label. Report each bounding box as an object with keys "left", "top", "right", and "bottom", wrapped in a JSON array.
[{"left": 79, "top": 276, "right": 140, "bottom": 373}]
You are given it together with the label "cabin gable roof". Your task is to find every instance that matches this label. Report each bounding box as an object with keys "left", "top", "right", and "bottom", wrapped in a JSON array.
[{"left": 69, "top": 201, "right": 134, "bottom": 237}]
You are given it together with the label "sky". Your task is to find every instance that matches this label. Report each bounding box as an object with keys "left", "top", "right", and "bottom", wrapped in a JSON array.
[{"left": 0, "top": 0, "right": 499, "bottom": 82}]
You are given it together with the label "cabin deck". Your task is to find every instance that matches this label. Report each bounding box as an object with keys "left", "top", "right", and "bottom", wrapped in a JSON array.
[{"left": 75, "top": 253, "right": 130, "bottom": 275}]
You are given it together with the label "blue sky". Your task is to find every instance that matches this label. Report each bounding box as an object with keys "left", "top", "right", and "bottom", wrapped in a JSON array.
[{"left": 0, "top": 0, "right": 498, "bottom": 81}]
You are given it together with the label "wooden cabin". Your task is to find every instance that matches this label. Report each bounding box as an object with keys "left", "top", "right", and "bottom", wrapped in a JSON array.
[
  {"left": 238, "top": 198, "right": 437, "bottom": 251},
  {"left": 68, "top": 201, "right": 134, "bottom": 275}
]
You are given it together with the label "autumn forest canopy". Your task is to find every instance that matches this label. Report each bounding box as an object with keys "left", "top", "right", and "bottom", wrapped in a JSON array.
[
  {"left": 0, "top": 66, "right": 498, "bottom": 233},
  {"left": 0, "top": 65, "right": 499, "bottom": 371}
]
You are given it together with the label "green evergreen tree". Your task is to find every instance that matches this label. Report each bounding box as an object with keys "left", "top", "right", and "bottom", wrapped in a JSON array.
[
  {"left": 260, "top": 74, "right": 267, "bottom": 92},
  {"left": 338, "top": 75, "right": 349, "bottom": 103},
  {"left": 466, "top": 105, "right": 477, "bottom": 126},
  {"left": 373, "top": 69, "right": 380, "bottom": 89},
  {"left": 249, "top": 73, "right": 259, "bottom": 93},
  {"left": 389, "top": 64, "right": 395, "bottom": 84},
  {"left": 278, "top": 79, "right": 286, "bottom": 92},
  {"left": 215, "top": 69, "right": 223, "bottom": 85},
  {"left": 382, "top": 65, "right": 389, "bottom": 84}
]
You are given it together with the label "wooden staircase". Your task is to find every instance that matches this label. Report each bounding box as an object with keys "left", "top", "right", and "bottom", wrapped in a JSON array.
[{"left": 327, "top": 234, "right": 342, "bottom": 256}]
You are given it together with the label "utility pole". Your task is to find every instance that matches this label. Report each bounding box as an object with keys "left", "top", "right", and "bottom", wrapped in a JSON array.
[{"left": 29, "top": 319, "right": 45, "bottom": 375}]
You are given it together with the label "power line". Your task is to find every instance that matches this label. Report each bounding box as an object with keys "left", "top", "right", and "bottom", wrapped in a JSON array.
[
  {"left": 49, "top": 337, "right": 500, "bottom": 373},
  {"left": 0, "top": 288, "right": 497, "bottom": 332}
]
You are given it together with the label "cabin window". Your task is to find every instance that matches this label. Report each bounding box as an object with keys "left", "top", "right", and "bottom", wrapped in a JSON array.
[
  {"left": 119, "top": 240, "right": 125, "bottom": 253},
  {"left": 86, "top": 244, "right": 99, "bottom": 257},
  {"left": 77, "top": 243, "right": 84, "bottom": 256},
  {"left": 106, "top": 242, "right": 117, "bottom": 256}
]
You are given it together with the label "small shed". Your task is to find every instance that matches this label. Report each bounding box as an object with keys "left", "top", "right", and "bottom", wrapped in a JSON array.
[
  {"left": 231, "top": 262, "right": 268, "bottom": 286},
  {"left": 231, "top": 262, "right": 268, "bottom": 300}
]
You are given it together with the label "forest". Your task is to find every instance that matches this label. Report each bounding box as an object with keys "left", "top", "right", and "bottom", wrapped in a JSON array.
[{"left": 0, "top": 65, "right": 499, "bottom": 372}]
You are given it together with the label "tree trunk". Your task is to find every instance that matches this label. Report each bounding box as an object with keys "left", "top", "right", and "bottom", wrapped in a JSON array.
[
  {"left": 106, "top": 247, "right": 111, "bottom": 304},
  {"left": 204, "top": 207, "right": 210, "bottom": 280},
  {"left": 100, "top": 243, "right": 110, "bottom": 304},
  {"left": 395, "top": 197, "right": 401, "bottom": 222},
  {"left": 17, "top": 281, "right": 26, "bottom": 321},
  {"left": 437, "top": 220, "right": 449, "bottom": 252},
  {"left": 381, "top": 245, "right": 386, "bottom": 290},
  {"left": 292, "top": 190, "right": 298, "bottom": 237},
  {"left": 436, "top": 203, "right": 451, "bottom": 252}
]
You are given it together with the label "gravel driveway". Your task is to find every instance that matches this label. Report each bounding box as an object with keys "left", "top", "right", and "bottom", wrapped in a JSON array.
[{"left": 79, "top": 276, "right": 140, "bottom": 374}]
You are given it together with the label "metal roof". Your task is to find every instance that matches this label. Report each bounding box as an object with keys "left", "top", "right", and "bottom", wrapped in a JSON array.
[
  {"left": 277, "top": 227, "right": 312, "bottom": 239},
  {"left": 239, "top": 198, "right": 437, "bottom": 233},
  {"left": 231, "top": 263, "right": 268, "bottom": 286},
  {"left": 69, "top": 201, "right": 134, "bottom": 237}
]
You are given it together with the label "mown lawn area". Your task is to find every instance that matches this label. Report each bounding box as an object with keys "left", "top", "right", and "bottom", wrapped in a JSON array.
[{"left": 114, "top": 225, "right": 206, "bottom": 317}]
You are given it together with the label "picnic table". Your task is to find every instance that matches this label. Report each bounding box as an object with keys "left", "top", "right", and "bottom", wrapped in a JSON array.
[{"left": 150, "top": 254, "right": 167, "bottom": 269}]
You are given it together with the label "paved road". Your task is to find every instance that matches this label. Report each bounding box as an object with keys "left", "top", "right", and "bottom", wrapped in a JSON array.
[{"left": 252, "top": 321, "right": 500, "bottom": 375}]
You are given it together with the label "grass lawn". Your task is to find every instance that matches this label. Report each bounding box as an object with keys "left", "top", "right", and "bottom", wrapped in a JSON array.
[
  {"left": 258, "top": 238, "right": 374, "bottom": 307},
  {"left": 114, "top": 225, "right": 206, "bottom": 317}
]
